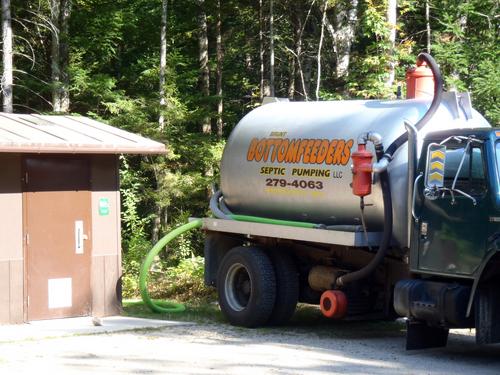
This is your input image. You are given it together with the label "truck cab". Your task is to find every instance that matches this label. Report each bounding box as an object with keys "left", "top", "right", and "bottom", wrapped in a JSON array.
[{"left": 395, "top": 128, "right": 500, "bottom": 349}]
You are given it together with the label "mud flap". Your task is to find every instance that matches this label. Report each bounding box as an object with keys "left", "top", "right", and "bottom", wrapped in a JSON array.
[{"left": 406, "top": 320, "right": 449, "bottom": 350}]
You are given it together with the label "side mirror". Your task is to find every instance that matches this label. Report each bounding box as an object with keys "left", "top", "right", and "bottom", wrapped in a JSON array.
[{"left": 424, "top": 143, "right": 446, "bottom": 189}]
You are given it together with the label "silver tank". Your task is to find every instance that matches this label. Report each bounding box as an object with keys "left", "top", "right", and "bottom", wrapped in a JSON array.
[{"left": 220, "top": 93, "right": 490, "bottom": 247}]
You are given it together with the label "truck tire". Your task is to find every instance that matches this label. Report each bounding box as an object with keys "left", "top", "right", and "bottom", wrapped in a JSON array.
[
  {"left": 267, "top": 250, "right": 299, "bottom": 325},
  {"left": 217, "top": 246, "right": 276, "bottom": 327}
]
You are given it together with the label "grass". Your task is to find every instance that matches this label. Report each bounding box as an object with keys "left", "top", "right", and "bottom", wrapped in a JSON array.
[
  {"left": 123, "top": 299, "right": 405, "bottom": 340},
  {"left": 123, "top": 299, "right": 224, "bottom": 324},
  {"left": 124, "top": 257, "right": 403, "bottom": 339}
]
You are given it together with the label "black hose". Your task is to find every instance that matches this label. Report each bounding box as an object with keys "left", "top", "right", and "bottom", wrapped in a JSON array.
[
  {"left": 335, "top": 53, "right": 441, "bottom": 287},
  {"left": 210, "top": 190, "right": 232, "bottom": 220},
  {"left": 385, "top": 52, "right": 444, "bottom": 158},
  {"left": 336, "top": 167, "right": 393, "bottom": 287}
]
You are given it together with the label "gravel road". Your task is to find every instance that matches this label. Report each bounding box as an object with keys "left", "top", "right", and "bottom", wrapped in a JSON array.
[{"left": 1, "top": 320, "right": 499, "bottom": 374}]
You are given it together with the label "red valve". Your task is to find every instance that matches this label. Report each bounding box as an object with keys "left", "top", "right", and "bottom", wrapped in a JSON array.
[
  {"left": 406, "top": 59, "right": 434, "bottom": 99},
  {"left": 320, "top": 290, "right": 348, "bottom": 319},
  {"left": 351, "top": 143, "right": 373, "bottom": 197}
]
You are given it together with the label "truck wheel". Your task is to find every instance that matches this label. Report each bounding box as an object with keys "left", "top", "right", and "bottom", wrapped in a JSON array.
[
  {"left": 217, "top": 246, "right": 276, "bottom": 327},
  {"left": 267, "top": 250, "right": 299, "bottom": 325}
]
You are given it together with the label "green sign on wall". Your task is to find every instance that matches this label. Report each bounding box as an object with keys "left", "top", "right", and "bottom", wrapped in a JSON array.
[{"left": 98, "top": 198, "right": 110, "bottom": 216}]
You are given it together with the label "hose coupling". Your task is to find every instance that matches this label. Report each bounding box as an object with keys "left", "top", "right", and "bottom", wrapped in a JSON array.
[
  {"left": 372, "top": 154, "right": 392, "bottom": 173},
  {"left": 357, "top": 132, "right": 383, "bottom": 146}
]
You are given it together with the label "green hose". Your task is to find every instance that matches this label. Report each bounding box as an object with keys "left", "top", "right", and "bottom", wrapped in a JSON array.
[
  {"left": 229, "top": 214, "right": 316, "bottom": 228},
  {"left": 140, "top": 214, "right": 316, "bottom": 313},
  {"left": 139, "top": 219, "right": 203, "bottom": 313}
]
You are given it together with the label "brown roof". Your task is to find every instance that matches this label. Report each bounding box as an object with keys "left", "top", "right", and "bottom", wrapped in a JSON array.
[{"left": 0, "top": 113, "right": 166, "bottom": 154}]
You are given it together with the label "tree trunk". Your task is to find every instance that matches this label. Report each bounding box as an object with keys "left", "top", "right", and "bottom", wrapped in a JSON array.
[
  {"left": 151, "top": 162, "right": 162, "bottom": 244},
  {"left": 293, "top": 0, "right": 312, "bottom": 101},
  {"left": 59, "top": 0, "right": 71, "bottom": 112},
  {"left": 450, "top": 5, "right": 467, "bottom": 91},
  {"left": 386, "top": 0, "right": 397, "bottom": 88},
  {"left": 1, "top": 0, "right": 12, "bottom": 113},
  {"left": 259, "top": 0, "right": 265, "bottom": 99},
  {"left": 315, "top": 0, "right": 328, "bottom": 101},
  {"left": 152, "top": 0, "right": 169, "bottom": 241},
  {"left": 50, "top": 0, "right": 61, "bottom": 112},
  {"left": 287, "top": 54, "right": 295, "bottom": 99},
  {"left": 425, "top": 0, "right": 431, "bottom": 53},
  {"left": 269, "top": 0, "right": 275, "bottom": 97},
  {"left": 152, "top": 202, "right": 162, "bottom": 244},
  {"left": 197, "top": 0, "right": 210, "bottom": 133},
  {"left": 159, "top": 0, "right": 167, "bottom": 129},
  {"left": 327, "top": 0, "right": 358, "bottom": 79},
  {"left": 216, "top": 0, "right": 223, "bottom": 137},
  {"left": 288, "top": 2, "right": 299, "bottom": 99},
  {"left": 303, "top": 56, "right": 312, "bottom": 97}
]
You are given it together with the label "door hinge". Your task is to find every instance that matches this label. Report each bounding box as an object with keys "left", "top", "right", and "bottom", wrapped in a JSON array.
[
  {"left": 27, "top": 296, "right": 30, "bottom": 306},
  {"left": 24, "top": 172, "right": 29, "bottom": 185},
  {"left": 25, "top": 233, "right": 29, "bottom": 245}
]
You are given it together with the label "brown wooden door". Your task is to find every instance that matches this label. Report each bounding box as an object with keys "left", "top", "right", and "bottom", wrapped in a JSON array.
[{"left": 24, "top": 156, "right": 92, "bottom": 321}]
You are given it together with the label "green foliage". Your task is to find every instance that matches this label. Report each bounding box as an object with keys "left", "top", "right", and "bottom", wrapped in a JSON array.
[
  {"left": 151, "top": 256, "right": 216, "bottom": 304},
  {"left": 120, "top": 156, "right": 152, "bottom": 243},
  {"left": 124, "top": 254, "right": 216, "bottom": 304},
  {"left": 426, "top": 0, "right": 499, "bottom": 124},
  {"left": 122, "top": 236, "right": 154, "bottom": 298},
  {"left": 7, "top": 0, "right": 499, "bottom": 302},
  {"left": 347, "top": 0, "right": 395, "bottom": 99},
  {"left": 471, "top": 58, "right": 500, "bottom": 125}
]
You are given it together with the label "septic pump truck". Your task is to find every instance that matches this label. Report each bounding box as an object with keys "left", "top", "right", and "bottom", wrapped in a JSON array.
[
  {"left": 201, "top": 54, "right": 500, "bottom": 350},
  {"left": 140, "top": 53, "right": 499, "bottom": 350}
]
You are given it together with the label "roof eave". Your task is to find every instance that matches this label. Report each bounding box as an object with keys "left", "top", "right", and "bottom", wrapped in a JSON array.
[{"left": 0, "top": 144, "right": 167, "bottom": 155}]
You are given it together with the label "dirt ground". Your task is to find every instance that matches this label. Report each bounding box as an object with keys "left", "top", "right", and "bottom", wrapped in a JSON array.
[{"left": 1, "top": 319, "right": 500, "bottom": 374}]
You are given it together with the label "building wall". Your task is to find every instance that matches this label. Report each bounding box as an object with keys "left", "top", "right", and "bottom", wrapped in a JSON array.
[
  {"left": 0, "top": 154, "right": 24, "bottom": 324},
  {"left": 0, "top": 153, "right": 123, "bottom": 324},
  {"left": 90, "top": 155, "right": 122, "bottom": 317}
]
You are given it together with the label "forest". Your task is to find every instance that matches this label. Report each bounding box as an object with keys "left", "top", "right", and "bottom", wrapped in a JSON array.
[{"left": 2, "top": 0, "right": 498, "bottom": 297}]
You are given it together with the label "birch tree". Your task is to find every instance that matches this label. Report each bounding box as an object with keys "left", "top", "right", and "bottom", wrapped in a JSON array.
[
  {"left": 325, "top": 0, "right": 358, "bottom": 79},
  {"left": 315, "top": 0, "right": 328, "bottom": 100},
  {"left": 426, "top": 0, "right": 431, "bottom": 53},
  {"left": 449, "top": 4, "right": 468, "bottom": 91},
  {"left": 197, "top": 0, "right": 210, "bottom": 133},
  {"left": 2, "top": 0, "right": 12, "bottom": 113},
  {"left": 153, "top": 0, "right": 170, "bottom": 243},
  {"left": 50, "top": 0, "right": 71, "bottom": 113},
  {"left": 159, "top": 0, "right": 167, "bottom": 129},
  {"left": 50, "top": 0, "right": 60, "bottom": 111},
  {"left": 269, "top": 0, "right": 275, "bottom": 97},
  {"left": 216, "top": 0, "right": 223, "bottom": 136},
  {"left": 289, "top": 0, "right": 315, "bottom": 100},
  {"left": 386, "top": 0, "right": 397, "bottom": 88},
  {"left": 59, "top": 0, "right": 71, "bottom": 112},
  {"left": 259, "top": 0, "right": 265, "bottom": 99}
]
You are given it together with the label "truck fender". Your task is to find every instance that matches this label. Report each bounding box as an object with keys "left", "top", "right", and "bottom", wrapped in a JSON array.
[
  {"left": 466, "top": 249, "right": 500, "bottom": 317},
  {"left": 204, "top": 231, "right": 243, "bottom": 287}
]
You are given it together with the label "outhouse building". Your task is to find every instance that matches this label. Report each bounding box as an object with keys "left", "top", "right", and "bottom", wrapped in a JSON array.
[{"left": 0, "top": 114, "right": 165, "bottom": 323}]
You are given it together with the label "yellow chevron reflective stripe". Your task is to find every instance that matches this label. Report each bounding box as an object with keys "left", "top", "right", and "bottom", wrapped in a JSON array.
[
  {"left": 426, "top": 145, "right": 446, "bottom": 187},
  {"left": 428, "top": 172, "right": 444, "bottom": 183},
  {"left": 430, "top": 150, "right": 445, "bottom": 161},
  {"left": 430, "top": 161, "right": 444, "bottom": 171}
]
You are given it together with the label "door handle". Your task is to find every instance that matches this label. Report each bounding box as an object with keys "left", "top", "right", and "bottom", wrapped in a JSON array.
[
  {"left": 412, "top": 173, "right": 423, "bottom": 222},
  {"left": 75, "top": 220, "right": 85, "bottom": 254}
]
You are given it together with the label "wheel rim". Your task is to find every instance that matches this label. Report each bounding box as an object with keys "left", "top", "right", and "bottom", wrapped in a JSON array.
[{"left": 225, "top": 262, "right": 251, "bottom": 312}]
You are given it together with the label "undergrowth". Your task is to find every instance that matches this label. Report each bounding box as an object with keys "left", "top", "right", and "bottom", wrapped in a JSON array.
[{"left": 123, "top": 255, "right": 217, "bottom": 305}]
